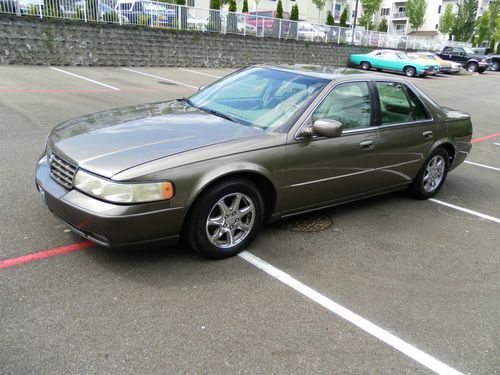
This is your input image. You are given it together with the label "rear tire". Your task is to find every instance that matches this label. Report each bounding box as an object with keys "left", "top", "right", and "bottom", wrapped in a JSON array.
[
  {"left": 404, "top": 66, "right": 417, "bottom": 77},
  {"left": 361, "top": 61, "right": 371, "bottom": 71},
  {"left": 466, "top": 62, "right": 478, "bottom": 73},
  {"left": 185, "top": 179, "right": 265, "bottom": 259},
  {"left": 409, "top": 148, "right": 450, "bottom": 200}
]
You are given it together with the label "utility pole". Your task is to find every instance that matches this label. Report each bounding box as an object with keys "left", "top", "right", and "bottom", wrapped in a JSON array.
[{"left": 351, "top": 0, "right": 359, "bottom": 44}]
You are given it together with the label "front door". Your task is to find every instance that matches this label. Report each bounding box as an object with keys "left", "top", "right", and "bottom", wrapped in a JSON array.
[{"left": 282, "top": 81, "right": 381, "bottom": 214}]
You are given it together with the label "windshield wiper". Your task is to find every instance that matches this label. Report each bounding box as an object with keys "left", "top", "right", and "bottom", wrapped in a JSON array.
[
  {"left": 198, "top": 106, "right": 241, "bottom": 124},
  {"left": 182, "top": 97, "right": 197, "bottom": 108}
]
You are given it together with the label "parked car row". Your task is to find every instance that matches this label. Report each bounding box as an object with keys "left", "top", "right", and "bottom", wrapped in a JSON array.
[{"left": 349, "top": 46, "right": 498, "bottom": 77}]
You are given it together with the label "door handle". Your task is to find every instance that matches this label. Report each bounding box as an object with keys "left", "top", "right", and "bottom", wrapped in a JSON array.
[
  {"left": 359, "top": 140, "right": 375, "bottom": 150},
  {"left": 422, "top": 131, "right": 433, "bottom": 138}
]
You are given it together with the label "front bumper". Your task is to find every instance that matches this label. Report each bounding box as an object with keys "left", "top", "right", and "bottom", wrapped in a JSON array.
[{"left": 35, "top": 156, "right": 187, "bottom": 248}]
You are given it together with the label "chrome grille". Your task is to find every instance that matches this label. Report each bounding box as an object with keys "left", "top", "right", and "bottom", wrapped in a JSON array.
[{"left": 48, "top": 151, "right": 77, "bottom": 189}]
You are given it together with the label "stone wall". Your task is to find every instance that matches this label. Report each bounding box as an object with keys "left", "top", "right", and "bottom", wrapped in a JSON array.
[{"left": 0, "top": 14, "right": 375, "bottom": 67}]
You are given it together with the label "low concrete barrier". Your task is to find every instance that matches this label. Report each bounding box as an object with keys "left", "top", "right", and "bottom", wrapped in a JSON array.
[{"left": 0, "top": 14, "right": 374, "bottom": 67}]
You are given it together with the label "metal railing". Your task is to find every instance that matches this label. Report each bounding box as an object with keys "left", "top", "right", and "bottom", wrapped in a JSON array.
[{"left": 0, "top": 0, "right": 471, "bottom": 51}]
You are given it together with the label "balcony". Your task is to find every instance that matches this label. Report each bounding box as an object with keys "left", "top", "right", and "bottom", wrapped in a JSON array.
[{"left": 392, "top": 12, "right": 406, "bottom": 18}]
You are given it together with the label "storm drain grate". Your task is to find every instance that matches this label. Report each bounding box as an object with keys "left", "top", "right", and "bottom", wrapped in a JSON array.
[{"left": 276, "top": 213, "right": 332, "bottom": 232}]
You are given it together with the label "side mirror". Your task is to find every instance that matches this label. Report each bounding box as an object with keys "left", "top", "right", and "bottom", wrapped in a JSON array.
[{"left": 311, "top": 119, "right": 343, "bottom": 138}]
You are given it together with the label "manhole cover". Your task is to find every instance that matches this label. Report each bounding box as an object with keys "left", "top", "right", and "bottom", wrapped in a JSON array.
[{"left": 276, "top": 213, "right": 332, "bottom": 232}]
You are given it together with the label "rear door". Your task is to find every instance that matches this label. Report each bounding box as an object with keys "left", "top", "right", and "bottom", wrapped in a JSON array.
[{"left": 367, "top": 81, "right": 435, "bottom": 191}]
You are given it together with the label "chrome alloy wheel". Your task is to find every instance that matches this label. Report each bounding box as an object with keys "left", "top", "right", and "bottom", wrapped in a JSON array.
[
  {"left": 206, "top": 193, "right": 255, "bottom": 249},
  {"left": 423, "top": 155, "right": 445, "bottom": 193}
]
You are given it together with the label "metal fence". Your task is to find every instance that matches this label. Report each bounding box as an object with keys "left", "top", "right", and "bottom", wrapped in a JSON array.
[{"left": 0, "top": 0, "right": 471, "bottom": 51}]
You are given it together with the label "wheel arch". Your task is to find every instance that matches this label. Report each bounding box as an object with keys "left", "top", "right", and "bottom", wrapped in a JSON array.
[
  {"left": 430, "top": 140, "right": 456, "bottom": 166},
  {"left": 184, "top": 168, "right": 278, "bottom": 226}
]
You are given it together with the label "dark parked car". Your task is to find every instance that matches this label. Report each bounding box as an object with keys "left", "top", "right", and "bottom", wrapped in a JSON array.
[
  {"left": 437, "top": 46, "right": 492, "bottom": 73},
  {"left": 0, "top": 0, "right": 17, "bottom": 12},
  {"left": 486, "top": 54, "right": 500, "bottom": 71},
  {"left": 36, "top": 66, "right": 472, "bottom": 259}
]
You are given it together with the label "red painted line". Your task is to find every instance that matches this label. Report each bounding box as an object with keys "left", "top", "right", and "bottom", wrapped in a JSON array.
[
  {"left": 471, "top": 132, "right": 500, "bottom": 143},
  {"left": 0, "top": 241, "right": 94, "bottom": 269}
]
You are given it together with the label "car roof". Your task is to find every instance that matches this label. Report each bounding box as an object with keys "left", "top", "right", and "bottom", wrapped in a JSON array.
[{"left": 258, "top": 64, "right": 409, "bottom": 83}]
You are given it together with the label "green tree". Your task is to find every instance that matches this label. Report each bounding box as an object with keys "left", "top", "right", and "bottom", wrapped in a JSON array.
[
  {"left": 451, "top": 0, "right": 478, "bottom": 42},
  {"left": 289, "top": 4, "right": 299, "bottom": 39},
  {"left": 360, "top": 0, "right": 383, "bottom": 30},
  {"left": 339, "top": 5, "right": 348, "bottom": 27},
  {"left": 357, "top": 13, "right": 374, "bottom": 30},
  {"left": 276, "top": 0, "right": 283, "bottom": 18},
  {"left": 242, "top": 0, "right": 248, "bottom": 12},
  {"left": 475, "top": 10, "right": 491, "bottom": 45},
  {"left": 290, "top": 4, "right": 299, "bottom": 20},
  {"left": 377, "top": 17, "right": 388, "bottom": 32},
  {"left": 209, "top": 0, "right": 221, "bottom": 31},
  {"left": 312, "top": 0, "right": 326, "bottom": 24},
  {"left": 326, "top": 10, "right": 335, "bottom": 25},
  {"left": 406, "top": 0, "right": 426, "bottom": 32},
  {"left": 439, "top": 3, "right": 454, "bottom": 38},
  {"left": 488, "top": 1, "right": 500, "bottom": 47}
]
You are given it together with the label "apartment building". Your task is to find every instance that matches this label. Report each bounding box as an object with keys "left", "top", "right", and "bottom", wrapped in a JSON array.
[
  {"left": 374, "top": 0, "right": 493, "bottom": 36},
  {"left": 192, "top": 0, "right": 492, "bottom": 37}
]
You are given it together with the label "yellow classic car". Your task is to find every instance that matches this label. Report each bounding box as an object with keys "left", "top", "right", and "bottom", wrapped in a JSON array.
[{"left": 409, "top": 52, "right": 462, "bottom": 74}]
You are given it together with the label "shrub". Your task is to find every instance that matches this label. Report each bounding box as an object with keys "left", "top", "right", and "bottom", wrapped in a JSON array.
[
  {"left": 242, "top": 0, "right": 248, "bottom": 13},
  {"left": 326, "top": 10, "right": 334, "bottom": 25},
  {"left": 339, "top": 6, "right": 348, "bottom": 27},
  {"left": 276, "top": 0, "right": 283, "bottom": 19}
]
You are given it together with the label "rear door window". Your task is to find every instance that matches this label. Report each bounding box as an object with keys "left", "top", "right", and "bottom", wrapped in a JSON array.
[
  {"left": 376, "top": 82, "right": 431, "bottom": 124},
  {"left": 376, "top": 82, "right": 412, "bottom": 124}
]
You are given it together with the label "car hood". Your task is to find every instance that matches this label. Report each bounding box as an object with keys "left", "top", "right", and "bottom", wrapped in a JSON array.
[{"left": 48, "top": 100, "right": 264, "bottom": 178}]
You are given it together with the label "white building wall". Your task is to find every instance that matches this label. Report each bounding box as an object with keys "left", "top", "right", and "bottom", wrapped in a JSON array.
[{"left": 190, "top": 0, "right": 491, "bottom": 37}]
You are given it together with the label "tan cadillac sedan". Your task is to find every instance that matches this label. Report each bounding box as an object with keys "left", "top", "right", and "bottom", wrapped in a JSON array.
[{"left": 36, "top": 66, "right": 473, "bottom": 259}]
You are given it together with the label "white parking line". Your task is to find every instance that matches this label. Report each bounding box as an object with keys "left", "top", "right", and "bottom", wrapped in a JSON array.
[
  {"left": 50, "top": 67, "right": 120, "bottom": 91},
  {"left": 178, "top": 68, "right": 223, "bottom": 78},
  {"left": 239, "top": 251, "right": 463, "bottom": 375},
  {"left": 464, "top": 160, "right": 500, "bottom": 172},
  {"left": 494, "top": 143, "right": 500, "bottom": 146},
  {"left": 430, "top": 199, "right": 500, "bottom": 224},
  {"left": 122, "top": 68, "right": 198, "bottom": 89}
]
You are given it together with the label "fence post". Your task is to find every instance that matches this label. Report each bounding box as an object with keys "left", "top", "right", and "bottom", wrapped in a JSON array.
[
  {"left": 337, "top": 27, "right": 340, "bottom": 44},
  {"left": 83, "top": 0, "right": 87, "bottom": 22},
  {"left": 278, "top": 19, "right": 282, "bottom": 39},
  {"left": 178, "top": 5, "right": 181, "bottom": 30}
]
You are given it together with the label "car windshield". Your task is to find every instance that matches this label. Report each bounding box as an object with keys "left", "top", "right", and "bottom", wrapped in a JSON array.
[
  {"left": 396, "top": 52, "right": 410, "bottom": 59},
  {"left": 463, "top": 46, "right": 476, "bottom": 54},
  {"left": 189, "top": 67, "right": 328, "bottom": 131}
]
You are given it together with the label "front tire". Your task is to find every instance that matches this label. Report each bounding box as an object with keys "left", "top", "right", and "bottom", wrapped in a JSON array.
[
  {"left": 409, "top": 148, "right": 450, "bottom": 199},
  {"left": 185, "top": 180, "right": 265, "bottom": 259},
  {"left": 491, "top": 61, "right": 500, "bottom": 71}
]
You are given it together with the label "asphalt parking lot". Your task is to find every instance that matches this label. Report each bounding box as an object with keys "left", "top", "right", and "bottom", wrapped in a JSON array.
[{"left": 0, "top": 65, "right": 499, "bottom": 375}]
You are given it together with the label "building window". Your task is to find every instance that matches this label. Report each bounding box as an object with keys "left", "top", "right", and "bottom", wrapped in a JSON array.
[
  {"left": 187, "top": 0, "right": 194, "bottom": 6},
  {"left": 380, "top": 8, "right": 390, "bottom": 16},
  {"left": 438, "top": 5, "right": 441, "bottom": 13}
]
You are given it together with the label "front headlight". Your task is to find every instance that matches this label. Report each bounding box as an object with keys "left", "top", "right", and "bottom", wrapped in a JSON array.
[{"left": 74, "top": 170, "right": 173, "bottom": 204}]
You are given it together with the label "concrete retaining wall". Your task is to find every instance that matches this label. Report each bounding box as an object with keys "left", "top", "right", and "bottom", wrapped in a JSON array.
[{"left": 0, "top": 14, "right": 375, "bottom": 67}]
